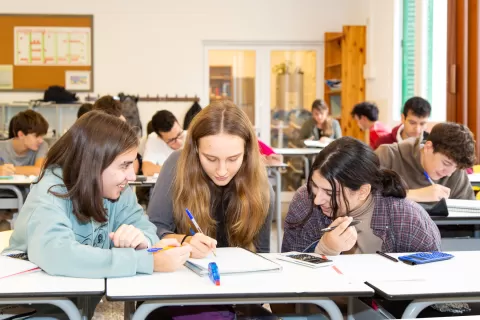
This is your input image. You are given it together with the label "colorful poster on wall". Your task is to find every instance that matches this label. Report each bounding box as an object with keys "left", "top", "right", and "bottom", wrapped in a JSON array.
[
  {"left": 14, "top": 27, "right": 91, "bottom": 66},
  {"left": 65, "top": 70, "right": 91, "bottom": 91}
]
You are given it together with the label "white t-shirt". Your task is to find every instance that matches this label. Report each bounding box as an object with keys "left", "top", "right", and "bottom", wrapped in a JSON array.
[{"left": 142, "top": 132, "right": 175, "bottom": 166}]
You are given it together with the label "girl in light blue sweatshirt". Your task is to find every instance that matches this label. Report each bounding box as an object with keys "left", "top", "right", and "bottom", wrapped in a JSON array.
[{"left": 4, "top": 111, "right": 191, "bottom": 279}]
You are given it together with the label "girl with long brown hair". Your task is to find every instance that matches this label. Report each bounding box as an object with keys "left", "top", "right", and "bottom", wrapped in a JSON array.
[
  {"left": 4, "top": 111, "right": 191, "bottom": 279},
  {"left": 148, "top": 100, "right": 274, "bottom": 257}
]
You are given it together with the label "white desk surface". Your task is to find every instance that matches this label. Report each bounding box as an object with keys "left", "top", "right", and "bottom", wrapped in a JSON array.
[
  {"left": 331, "top": 251, "right": 480, "bottom": 284},
  {"left": 0, "top": 175, "right": 36, "bottom": 185},
  {"left": 0, "top": 271, "right": 104, "bottom": 298},
  {"left": 331, "top": 251, "right": 480, "bottom": 300},
  {"left": 106, "top": 254, "right": 373, "bottom": 301},
  {"left": 468, "top": 174, "right": 480, "bottom": 183},
  {"left": 273, "top": 148, "right": 320, "bottom": 156}
]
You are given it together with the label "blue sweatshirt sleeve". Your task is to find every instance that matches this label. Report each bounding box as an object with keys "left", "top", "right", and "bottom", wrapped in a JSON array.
[
  {"left": 26, "top": 200, "right": 155, "bottom": 278},
  {"left": 111, "top": 186, "right": 160, "bottom": 248}
]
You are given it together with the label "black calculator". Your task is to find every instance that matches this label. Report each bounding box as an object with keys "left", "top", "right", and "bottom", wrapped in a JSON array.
[{"left": 398, "top": 252, "right": 454, "bottom": 265}]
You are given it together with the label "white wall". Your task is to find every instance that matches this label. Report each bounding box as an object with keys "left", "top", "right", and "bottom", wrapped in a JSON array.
[
  {"left": 364, "top": 0, "right": 402, "bottom": 128},
  {"left": 1, "top": 0, "right": 369, "bottom": 134}
]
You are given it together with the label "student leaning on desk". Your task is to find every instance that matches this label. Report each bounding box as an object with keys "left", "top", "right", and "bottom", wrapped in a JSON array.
[
  {"left": 0, "top": 110, "right": 49, "bottom": 176},
  {"left": 3, "top": 111, "right": 191, "bottom": 278},
  {"left": 375, "top": 122, "right": 476, "bottom": 202},
  {"left": 148, "top": 100, "right": 274, "bottom": 258},
  {"left": 282, "top": 137, "right": 441, "bottom": 255}
]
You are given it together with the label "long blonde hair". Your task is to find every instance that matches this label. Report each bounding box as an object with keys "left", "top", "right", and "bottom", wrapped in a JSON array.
[
  {"left": 312, "top": 99, "right": 333, "bottom": 137},
  {"left": 172, "top": 100, "right": 270, "bottom": 251}
]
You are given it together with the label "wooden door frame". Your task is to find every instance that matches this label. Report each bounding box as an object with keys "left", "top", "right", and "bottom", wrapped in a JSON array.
[{"left": 447, "top": 0, "right": 480, "bottom": 163}]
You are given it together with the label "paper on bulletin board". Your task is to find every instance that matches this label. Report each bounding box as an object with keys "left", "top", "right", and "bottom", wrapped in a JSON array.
[
  {"left": 0, "top": 65, "right": 13, "bottom": 90},
  {"left": 65, "top": 71, "right": 91, "bottom": 91},
  {"left": 14, "top": 27, "right": 91, "bottom": 66}
]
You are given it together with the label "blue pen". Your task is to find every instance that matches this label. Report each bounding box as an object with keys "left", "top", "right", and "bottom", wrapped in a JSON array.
[
  {"left": 147, "top": 246, "right": 174, "bottom": 253},
  {"left": 423, "top": 171, "right": 434, "bottom": 185},
  {"left": 186, "top": 208, "right": 217, "bottom": 256}
]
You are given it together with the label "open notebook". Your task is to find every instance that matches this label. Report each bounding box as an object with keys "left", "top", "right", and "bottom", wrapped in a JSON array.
[
  {"left": 185, "top": 247, "right": 282, "bottom": 276},
  {"left": 0, "top": 255, "right": 40, "bottom": 279}
]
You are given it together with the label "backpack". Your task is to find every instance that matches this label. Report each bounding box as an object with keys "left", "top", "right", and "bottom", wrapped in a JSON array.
[
  {"left": 118, "top": 93, "right": 143, "bottom": 137},
  {"left": 43, "top": 86, "right": 78, "bottom": 103}
]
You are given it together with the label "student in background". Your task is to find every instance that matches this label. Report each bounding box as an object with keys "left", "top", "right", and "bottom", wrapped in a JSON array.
[
  {"left": 4, "top": 111, "right": 191, "bottom": 278},
  {"left": 93, "top": 95, "right": 126, "bottom": 121},
  {"left": 142, "top": 110, "right": 186, "bottom": 176},
  {"left": 373, "top": 96, "right": 431, "bottom": 149},
  {"left": 298, "top": 99, "right": 342, "bottom": 144},
  {"left": 148, "top": 100, "right": 274, "bottom": 257},
  {"left": 351, "top": 102, "right": 390, "bottom": 149},
  {"left": 375, "top": 122, "right": 476, "bottom": 202},
  {"left": 90, "top": 95, "right": 141, "bottom": 174},
  {"left": 77, "top": 103, "right": 93, "bottom": 119},
  {"left": 282, "top": 137, "right": 441, "bottom": 254},
  {"left": 0, "top": 110, "right": 49, "bottom": 176}
]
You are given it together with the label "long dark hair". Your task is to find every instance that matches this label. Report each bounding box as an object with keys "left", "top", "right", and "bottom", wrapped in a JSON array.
[
  {"left": 36, "top": 111, "right": 139, "bottom": 223},
  {"left": 303, "top": 137, "right": 406, "bottom": 223}
]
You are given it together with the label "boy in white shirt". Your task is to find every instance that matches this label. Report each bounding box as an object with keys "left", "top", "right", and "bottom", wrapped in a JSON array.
[{"left": 142, "top": 110, "right": 186, "bottom": 176}]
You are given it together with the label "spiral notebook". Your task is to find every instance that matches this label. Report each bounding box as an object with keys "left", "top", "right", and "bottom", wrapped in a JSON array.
[
  {"left": 446, "top": 199, "right": 480, "bottom": 217},
  {"left": 185, "top": 247, "right": 282, "bottom": 276}
]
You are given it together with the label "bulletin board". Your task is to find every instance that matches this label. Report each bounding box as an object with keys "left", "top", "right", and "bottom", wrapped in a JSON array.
[{"left": 0, "top": 14, "right": 93, "bottom": 92}]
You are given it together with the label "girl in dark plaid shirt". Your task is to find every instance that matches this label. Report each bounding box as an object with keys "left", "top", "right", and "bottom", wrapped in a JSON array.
[{"left": 282, "top": 137, "right": 441, "bottom": 255}]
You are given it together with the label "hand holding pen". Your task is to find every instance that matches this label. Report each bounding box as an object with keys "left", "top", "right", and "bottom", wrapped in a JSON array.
[
  {"left": 185, "top": 209, "right": 218, "bottom": 259},
  {"left": 414, "top": 171, "right": 450, "bottom": 201},
  {"left": 0, "top": 158, "right": 15, "bottom": 176},
  {"left": 150, "top": 238, "right": 192, "bottom": 272}
]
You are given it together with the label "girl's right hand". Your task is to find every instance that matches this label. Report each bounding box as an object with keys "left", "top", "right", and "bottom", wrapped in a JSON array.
[
  {"left": 184, "top": 233, "right": 217, "bottom": 259},
  {"left": 319, "top": 217, "right": 357, "bottom": 254},
  {"left": 153, "top": 239, "right": 192, "bottom": 272}
]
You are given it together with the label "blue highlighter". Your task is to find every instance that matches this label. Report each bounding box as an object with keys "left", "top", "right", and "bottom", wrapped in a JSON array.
[{"left": 208, "top": 262, "right": 220, "bottom": 286}]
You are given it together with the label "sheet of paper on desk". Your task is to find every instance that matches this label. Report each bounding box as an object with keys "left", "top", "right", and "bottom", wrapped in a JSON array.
[
  {"left": 304, "top": 140, "right": 329, "bottom": 148},
  {"left": 0, "top": 256, "right": 40, "bottom": 279},
  {"left": 187, "top": 247, "right": 281, "bottom": 274}
]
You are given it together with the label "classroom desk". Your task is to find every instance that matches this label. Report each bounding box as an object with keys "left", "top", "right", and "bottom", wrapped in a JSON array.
[
  {"left": 332, "top": 251, "right": 480, "bottom": 319},
  {"left": 469, "top": 174, "right": 480, "bottom": 187},
  {"left": 0, "top": 175, "right": 36, "bottom": 209},
  {"left": 431, "top": 210, "right": 480, "bottom": 250},
  {"left": 0, "top": 271, "right": 104, "bottom": 320},
  {"left": 106, "top": 254, "right": 374, "bottom": 320},
  {"left": 273, "top": 148, "right": 320, "bottom": 181}
]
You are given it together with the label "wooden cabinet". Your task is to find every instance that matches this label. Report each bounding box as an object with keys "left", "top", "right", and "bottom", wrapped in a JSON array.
[{"left": 324, "top": 25, "right": 367, "bottom": 142}]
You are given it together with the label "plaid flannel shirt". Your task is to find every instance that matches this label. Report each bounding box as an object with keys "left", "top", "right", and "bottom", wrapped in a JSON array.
[{"left": 282, "top": 185, "right": 441, "bottom": 253}]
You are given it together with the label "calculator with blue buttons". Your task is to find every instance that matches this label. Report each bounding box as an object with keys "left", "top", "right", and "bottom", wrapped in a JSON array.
[{"left": 398, "top": 252, "right": 454, "bottom": 265}]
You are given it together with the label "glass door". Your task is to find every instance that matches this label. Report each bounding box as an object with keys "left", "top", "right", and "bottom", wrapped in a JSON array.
[{"left": 207, "top": 50, "right": 256, "bottom": 126}]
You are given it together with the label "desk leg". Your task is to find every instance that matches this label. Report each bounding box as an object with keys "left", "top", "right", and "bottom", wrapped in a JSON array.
[
  {"left": 0, "top": 185, "right": 24, "bottom": 209},
  {"left": 402, "top": 297, "right": 480, "bottom": 318},
  {"left": 131, "top": 298, "right": 343, "bottom": 320},
  {"left": 124, "top": 301, "right": 136, "bottom": 320},
  {"left": 0, "top": 297, "right": 82, "bottom": 320},
  {"left": 273, "top": 168, "right": 282, "bottom": 252}
]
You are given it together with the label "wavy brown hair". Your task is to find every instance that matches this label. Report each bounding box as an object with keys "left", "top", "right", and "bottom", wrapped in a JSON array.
[
  {"left": 36, "top": 111, "right": 139, "bottom": 223},
  {"left": 172, "top": 100, "right": 270, "bottom": 251},
  {"left": 312, "top": 99, "right": 333, "bottom": 137}
]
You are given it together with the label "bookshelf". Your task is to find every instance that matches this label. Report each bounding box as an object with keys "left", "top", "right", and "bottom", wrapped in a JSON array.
[
  {"left": 324, "top": 26, "right": 367, "bottom": 142},
  {"left": 209, "top": 66, "right": 233, "bottom": 102}
]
